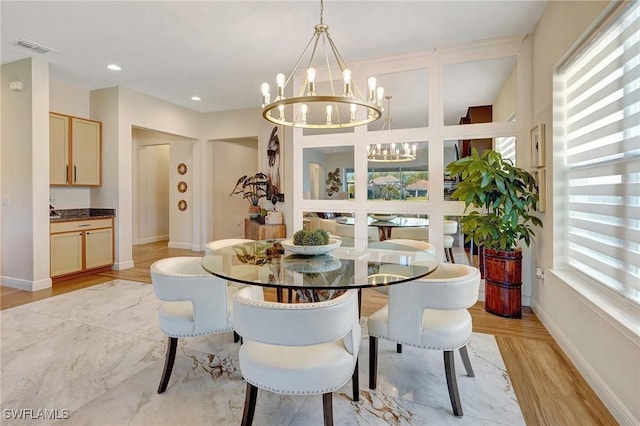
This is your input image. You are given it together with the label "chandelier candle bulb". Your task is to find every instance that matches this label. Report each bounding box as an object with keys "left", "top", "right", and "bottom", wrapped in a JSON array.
[
  {"left": 301, "top": 104, "right": 308, "bottom": 123},
  {"left": 377, "top": 86, "right": 385, "bottom": 107},
  {"left": 261, "top": 82, "right": 270, "bottom": 107},
  {"left": 307, "top": 68, "right": 316, "bottom": 96},
  {"left": 350, "top": 103, "right": 357, "bottom": 122},
  {"left": 276, "top": 73, "right": 285, "bottom": 100},
  {"left": 343, "top": 69, "right": 352, "bottom": 97},
  {"left": 326, "top": 105, "right": 332, "bottom": 124},
  {"left": 368, "top": 77, "right": 377, "bottom": 102},
  {"left": 278, "top": 104, "right": 285, "bottom": 120}
]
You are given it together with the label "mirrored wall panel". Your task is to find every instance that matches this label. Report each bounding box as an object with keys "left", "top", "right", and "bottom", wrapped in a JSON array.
[
  {"left": 366, "top": 141, "right": 428, "bottom": 201},
  {"left": 443, "top": 56, "right": 517, "bottom": 126},
  {"left": 366, "top": 68, "right": 429, "bottom": 131},
  {"left": 303, "top": 146, "right": 354, "bottom": 200}
]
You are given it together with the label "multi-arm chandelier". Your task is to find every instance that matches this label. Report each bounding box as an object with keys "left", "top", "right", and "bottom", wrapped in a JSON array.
[
  {"left": 260, "top": 0, "right": 383, "bottom": 129},
  {"left": 368, "top": 96, "right": 417, "bottom": 162}
]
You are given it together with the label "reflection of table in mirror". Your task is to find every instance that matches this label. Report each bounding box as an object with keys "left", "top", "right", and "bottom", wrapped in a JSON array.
[
  {"left": 201, "top": 239, "right": 438, "bottom": 304},
  {"left": 336, "top": 216, "right": 429, "bottom": 241}
]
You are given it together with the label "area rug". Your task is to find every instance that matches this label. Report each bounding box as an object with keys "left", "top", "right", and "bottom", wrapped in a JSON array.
[{"left": 1, "top": 280, "right": 524, "bottom": 425}]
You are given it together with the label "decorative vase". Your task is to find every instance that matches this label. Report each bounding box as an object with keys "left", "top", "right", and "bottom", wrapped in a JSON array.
[
  {"left": 248, "top": 205, "right": 261, "bottom": 219},
  {"left": 483, "top": 247, "right": 522, "bottom": 319}
]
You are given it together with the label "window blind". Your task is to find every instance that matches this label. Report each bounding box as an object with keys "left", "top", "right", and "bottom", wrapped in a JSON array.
[{"left": 563, "top": 1, "right": 640, "bottom": 302}]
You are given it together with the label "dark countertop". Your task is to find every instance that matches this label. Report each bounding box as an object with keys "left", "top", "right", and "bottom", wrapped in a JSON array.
[{"left": 50, "top": 208, "right": 116, "bottom": 223}]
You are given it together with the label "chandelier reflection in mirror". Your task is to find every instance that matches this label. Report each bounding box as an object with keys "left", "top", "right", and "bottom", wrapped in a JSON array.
[
  {"left": 260, "top": 0, "right": 383, "bottom": 129},
  {"left": 368, "top": 96, "right": 417, "bottom": 162}
]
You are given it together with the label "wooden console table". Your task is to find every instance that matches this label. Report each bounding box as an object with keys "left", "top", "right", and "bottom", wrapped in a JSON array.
[{"left": 244, "top": 218, "right": 286, "bottom": 240}]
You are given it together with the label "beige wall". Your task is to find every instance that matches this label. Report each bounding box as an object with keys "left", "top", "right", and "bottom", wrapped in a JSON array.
[
  {"left": 209, "top": 139, "right": 258, "bottom": 240},
  {"left": 492, "top": 67, "right": 516, "bottom": 122},
  {"left": 1, "top": 57, "right": 51, "bottom": 290},
  {"left": 529, "top": 1, "right": 638, "bottom": 424}
]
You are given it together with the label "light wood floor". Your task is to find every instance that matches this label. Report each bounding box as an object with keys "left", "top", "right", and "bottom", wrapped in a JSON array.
[{"left": 1, "top": 241, "right": 616, "bottom": 425}]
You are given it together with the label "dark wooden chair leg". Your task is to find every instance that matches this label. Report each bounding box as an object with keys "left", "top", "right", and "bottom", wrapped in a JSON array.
[
  {"left": 396, "top": 343, "right": 403, "bottom": 353},
  {"left": 448, "top": 248, "right": 456, "bottom": 263},
  {"left": 287, "top": 288, "right": 293, "bottom": 303},
  {"left": 351, "top": 359, "right": 359, "bottom": 401},
  {"left": 322, "top": 393, "right": 334, "bottom": 426},
  {"left": 276, "top": 288, "right": 283, "bottom": 303},
  {"left": 369, "top": 336, "right": 378, "bottom": 389},
  {"left": 444, "top": 350, "right": 463, "bottom": 417},
  {"left": 357, "top": 289, "right": 362, "bottom": 318},
  {"left": 241, "top": 383, "right": 258, "bottom": 426},
  {"left": 234, "top": 331, "right": 240, "bottom": 343},
  {"left": 459, "top": 345, "right": 475, "bottom": 377},
  {"left": 157, "top": 336, "right": 178, "bottom": 394}
]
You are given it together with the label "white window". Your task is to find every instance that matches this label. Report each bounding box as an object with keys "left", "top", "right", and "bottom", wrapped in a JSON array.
[{"left": 559, "top": 1, "right": 640, "bottom": 303}]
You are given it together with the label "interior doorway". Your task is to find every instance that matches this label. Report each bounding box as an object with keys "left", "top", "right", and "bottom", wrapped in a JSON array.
[{"left": 132, "top": 127, "right": 194, "bottom": 247}]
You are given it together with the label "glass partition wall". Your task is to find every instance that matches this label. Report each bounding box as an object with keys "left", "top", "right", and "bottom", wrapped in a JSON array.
[{"left": 293, "top": 39, "right": 526, "bottom": 261}]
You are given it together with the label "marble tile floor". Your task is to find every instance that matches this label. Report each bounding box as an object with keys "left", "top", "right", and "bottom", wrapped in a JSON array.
[{"left": 1, "top": 279, "right": 524, "bottom": 425}]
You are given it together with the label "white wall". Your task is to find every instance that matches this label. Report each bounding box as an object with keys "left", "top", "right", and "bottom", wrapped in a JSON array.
[
  {"left": 1, "top": 57, "right": 51, "bottom": 290},
  {"left": 529, "top": 1, "right": 639, "bottom": 424}
]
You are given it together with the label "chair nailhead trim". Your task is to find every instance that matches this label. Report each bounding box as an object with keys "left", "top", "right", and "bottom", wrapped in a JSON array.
[
  {"left": 243, "top": 376, "right": 351, "bottom": 395},
  {"left": 236, "top": 295, "right": 347, "bottom": 310},
  {"left": 166, "top": 327, "right": 233, "bottom": 338},
  {"left": 367, "top": 333, "right": 470, "bottom": 351}
]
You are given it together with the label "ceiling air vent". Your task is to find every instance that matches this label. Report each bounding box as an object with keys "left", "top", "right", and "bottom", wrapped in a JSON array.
[{"left": 16, "top": 39, "right": 57, "bottom": 55}]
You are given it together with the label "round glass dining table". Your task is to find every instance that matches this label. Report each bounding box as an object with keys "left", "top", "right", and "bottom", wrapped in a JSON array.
[{"left": 201, "top": 239, "right": 438, "bottom": 301}]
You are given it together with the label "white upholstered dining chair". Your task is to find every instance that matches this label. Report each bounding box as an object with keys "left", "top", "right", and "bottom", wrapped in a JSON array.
[
  {"left": 150, "top": 256, "right": 238, "bottom": 394},
  {"left": 233, "top": 286, "right": 361, "bottom": 426},
  {"left": 368, "top": 263, "right": 481, "bottom": 417},
  {"left": 205, "top": 238, "right": 254, "bottom": 253}
]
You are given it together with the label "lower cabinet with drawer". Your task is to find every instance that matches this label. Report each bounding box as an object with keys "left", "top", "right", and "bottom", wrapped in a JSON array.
[{"left": 50, "top": 218, "right": 114, "bottom": 280}]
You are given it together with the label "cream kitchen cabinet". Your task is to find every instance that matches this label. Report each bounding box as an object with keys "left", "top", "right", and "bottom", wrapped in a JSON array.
[
  {"left": 49, "top": 112, "right": 102, "bottom": 186},
  {"left": 50, "top": 218, "right": 113, "bottom": 279}
]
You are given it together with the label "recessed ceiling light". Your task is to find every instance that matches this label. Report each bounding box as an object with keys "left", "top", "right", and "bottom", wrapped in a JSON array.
[
  {"left": 191, "top": 96, "right": 201, "bottom": 101},
  {"left": 106, "top": 64, "right": 122, "bottom": 71}
]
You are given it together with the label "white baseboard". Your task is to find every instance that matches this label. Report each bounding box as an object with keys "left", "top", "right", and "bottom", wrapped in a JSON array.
[
  {"left": 134, "top": 235, "right": 168, "bottom": 245},
  {"left": 532, "top": 300, "right": 638, "bottom": 425},
  {"left": 112, "top": 260, "right": 134, "bottom": 270},
  {"left": 1, "top": 276, "right": 51, "bottom": 291},
  {"left": 168, "top": 242, "right": 193, "bottom": 250}
]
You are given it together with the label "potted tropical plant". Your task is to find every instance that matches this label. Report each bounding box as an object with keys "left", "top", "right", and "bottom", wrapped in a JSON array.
[
  {"left": 446, "top": 148, "right": 542, "bottom": 318},
  {"left": 230, "top": 172, "right": 270, "bottom": 219}
]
